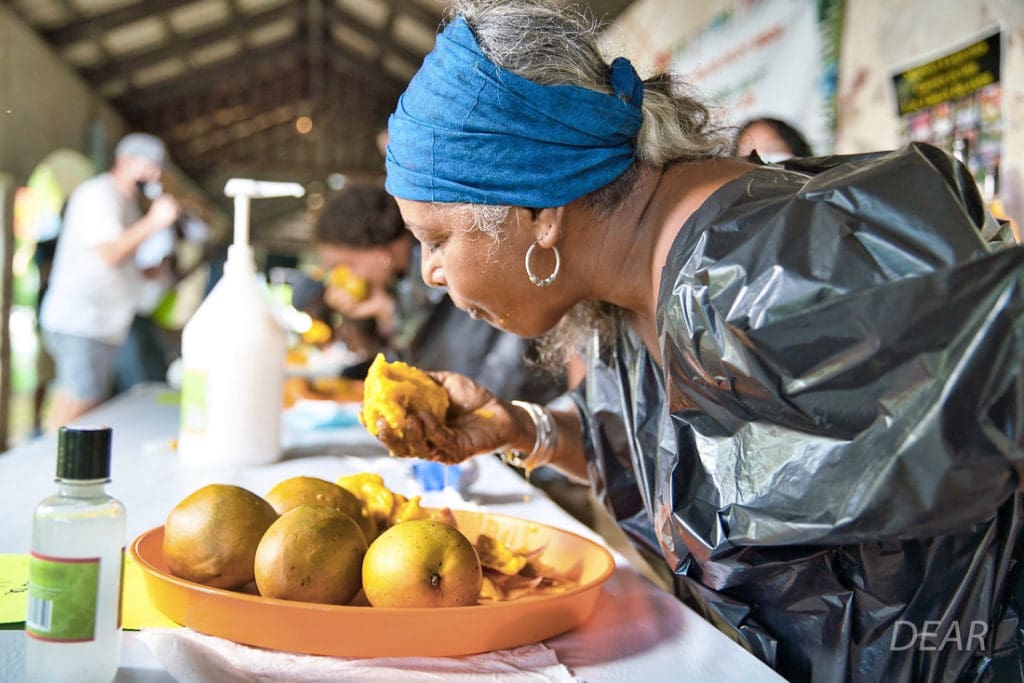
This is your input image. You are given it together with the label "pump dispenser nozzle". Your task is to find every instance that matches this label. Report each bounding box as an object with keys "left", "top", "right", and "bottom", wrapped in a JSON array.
[{"left": 223, "top": 178, "right": 306, "bottom": 256}]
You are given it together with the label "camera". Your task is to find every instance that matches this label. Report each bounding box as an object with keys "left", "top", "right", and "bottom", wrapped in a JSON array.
[{"left": 135, "top": 181, "right": 210, "bottom": 269}]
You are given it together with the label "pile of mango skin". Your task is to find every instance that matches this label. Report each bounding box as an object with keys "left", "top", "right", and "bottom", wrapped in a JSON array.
[{"left": 474, "top": 533, "right": 575, "bottom": 601}]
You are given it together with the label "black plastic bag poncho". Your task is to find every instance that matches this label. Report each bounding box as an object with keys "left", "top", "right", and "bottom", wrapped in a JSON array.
[{"left": 574, "top": 144, "right": 1024, "bottom": 682}]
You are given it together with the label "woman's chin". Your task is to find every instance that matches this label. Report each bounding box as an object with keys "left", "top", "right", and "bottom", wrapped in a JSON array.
[
  {"left": 456, "top": 300, "right": 557, "bottom": 338},
  {"left": 497, "top": 316, "right": 559, "bottom": 339},
  {"left": 471, "top": 310, "right": 533, "bottom": 337}
]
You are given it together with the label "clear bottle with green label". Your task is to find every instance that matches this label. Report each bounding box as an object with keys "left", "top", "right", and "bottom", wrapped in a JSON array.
[{"left": 25, "top": 426, "right": 126, "bottom": 683}]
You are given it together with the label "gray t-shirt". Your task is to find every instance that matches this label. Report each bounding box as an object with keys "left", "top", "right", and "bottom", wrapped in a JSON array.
[{"left": 41, "top": 173, "right": 143, "bottom": 344}]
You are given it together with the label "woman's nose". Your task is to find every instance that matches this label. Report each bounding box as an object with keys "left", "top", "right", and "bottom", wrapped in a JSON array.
[{"left": 421, "top": 255, "right": 446, "bottom": 288}]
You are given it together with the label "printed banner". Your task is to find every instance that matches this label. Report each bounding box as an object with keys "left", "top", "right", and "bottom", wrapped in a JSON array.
[{"left": 668, "top": 0, "right": 843, "bottom": 155}]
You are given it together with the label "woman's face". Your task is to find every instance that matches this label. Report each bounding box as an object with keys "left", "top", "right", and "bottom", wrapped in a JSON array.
[
  {"left": 126, "top": 157, "right": 163, "bottom": 185},
  {"left": 735, "top": 121, "right": 793, "bottom": 162},
  {"left": 394, "top": 198, "right": 570, "bottom": 337}
]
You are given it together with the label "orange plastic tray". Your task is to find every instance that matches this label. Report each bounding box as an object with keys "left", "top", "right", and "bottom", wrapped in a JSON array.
[{"left": 130, "top": 508, "right": 615, "bottom": 657}]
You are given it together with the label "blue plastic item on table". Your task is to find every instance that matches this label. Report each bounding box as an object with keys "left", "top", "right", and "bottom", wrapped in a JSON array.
[
  {"left": 284, "top": 400, "right": 362, "bottom": 431},
  {"left": 410, "top": 460, "right": 478, "bottom": 493}
]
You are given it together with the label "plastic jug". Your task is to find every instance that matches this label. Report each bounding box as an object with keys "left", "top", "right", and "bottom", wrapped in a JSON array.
[
  {"left": 178, "top": 244, "right": 285, "bottom": 466},
  {"left": 177, "top": 179, "right": 303, "bottom": 467}
]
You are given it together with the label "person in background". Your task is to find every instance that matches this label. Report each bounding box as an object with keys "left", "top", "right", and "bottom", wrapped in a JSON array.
[
  {"left": 370, "top": 2, "right": 1024, "bottom": 680},
  {"left": 733, "top": 116, "right": 813, "bottom": 161},
  {"left": 114, "top": 214, "right": 178, "bottom": 393},
  {"left": 29, "top": 234, "right": 58, "bottom": 437},
  {"left": 39, "top": 132, "right": 180, "bottom": 428}
]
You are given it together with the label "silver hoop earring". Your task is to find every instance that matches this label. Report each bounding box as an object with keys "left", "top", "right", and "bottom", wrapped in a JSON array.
[{"left": 525, "top": 242, "right": 561, "bottom": 287}]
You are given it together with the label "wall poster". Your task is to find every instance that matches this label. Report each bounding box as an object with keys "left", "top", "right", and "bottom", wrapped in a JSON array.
[
  {"left": 893, "top": 32, "right": 1001, "bottom": 194},
  {"left": 892, "top": 30, "right": 1016, "bottom": 243}
]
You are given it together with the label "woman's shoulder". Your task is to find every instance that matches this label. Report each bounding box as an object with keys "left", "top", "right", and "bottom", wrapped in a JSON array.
[
  {"left": 783, "top": 141, "right": 956, "bottom": 173},
  {"left": 655, "top": 143, "right": 995, "bottom": 336},
  {"left": 773, "top": 144, "right": 992, "bottom": 244},
  {"left": 665, "top": 143, "right": 990, "bottom": 270}
]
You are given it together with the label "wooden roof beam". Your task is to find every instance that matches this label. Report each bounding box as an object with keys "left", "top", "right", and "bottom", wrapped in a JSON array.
[
  {"left": 116, "top": 37, "right": 305, "bottom": 111},
  {"left": 44, "top": 0, "right": 201, "bottom": 46},
  {"left": 325, "top": 46, "right": 403, "bottom": 99},
  {"left": 387, "top": 0, "right": 443, "bottom": 33},
  {"left": 181, "top": 112, "right": 380, "bottom": 173},
  {"left": 327, "top": 3, "right": 424, "bottom": 70},
  {"left": 82, "top": 3, "right": 300, "bottom": 85},
  {"left": 157, "top": 68, "right": 309, "bottom": 141},
  {"left": 177, "top": 108, "right": 305, "bottom": 164}
]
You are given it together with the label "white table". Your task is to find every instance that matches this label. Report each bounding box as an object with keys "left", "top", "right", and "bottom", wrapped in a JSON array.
[{"left": 0, "top": 383, "right": 783, "bottom": 682}]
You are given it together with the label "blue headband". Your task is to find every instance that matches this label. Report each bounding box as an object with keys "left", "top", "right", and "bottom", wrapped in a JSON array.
[{"left": 385, "top": 16, "right": 644, "bottom": 207}]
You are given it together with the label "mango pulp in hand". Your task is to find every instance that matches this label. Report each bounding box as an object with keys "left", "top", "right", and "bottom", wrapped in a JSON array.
[{"left": 359, "top": 354, "right": 449, "bottom": 438}]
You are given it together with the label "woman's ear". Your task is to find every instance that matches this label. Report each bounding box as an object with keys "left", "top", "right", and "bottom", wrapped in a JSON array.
[{"left": 529, "top": 206, "right": 565, "bottom": 248}]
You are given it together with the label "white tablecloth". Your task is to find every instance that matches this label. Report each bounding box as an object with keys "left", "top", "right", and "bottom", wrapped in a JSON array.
[{"left": 0, "top": 383, "right": 783, "bottom": 682}]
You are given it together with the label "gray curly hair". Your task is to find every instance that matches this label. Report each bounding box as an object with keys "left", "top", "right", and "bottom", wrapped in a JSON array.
[{"left": 443, "top": 0, "right": 731, "bottom": 366}]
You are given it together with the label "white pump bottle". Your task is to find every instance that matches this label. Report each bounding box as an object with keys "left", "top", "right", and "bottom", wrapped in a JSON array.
[{"left": 177, "top": 179, "right": 304, "bottom": 467}]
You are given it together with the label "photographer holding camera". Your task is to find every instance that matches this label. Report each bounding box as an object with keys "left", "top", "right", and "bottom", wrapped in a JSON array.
[{"left": 40, "top": 132, "right": 180, "bottom": 427}]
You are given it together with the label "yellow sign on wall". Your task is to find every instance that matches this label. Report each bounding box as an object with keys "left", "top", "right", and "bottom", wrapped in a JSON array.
[{"left": 893, "top": 33, "right": 1000, "bottom": 116}]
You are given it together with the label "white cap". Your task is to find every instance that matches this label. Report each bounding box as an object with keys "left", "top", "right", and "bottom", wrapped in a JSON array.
[{"left": 115, "top": 132, "right": 166, "bottom": 167}]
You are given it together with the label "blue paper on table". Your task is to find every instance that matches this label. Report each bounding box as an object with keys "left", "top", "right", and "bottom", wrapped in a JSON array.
[
  {"left": 284, "top": 400, "right": 362, "bottom": 431},
  {"left": 411, "top": 460, "right": 477, "bottom": 493}
]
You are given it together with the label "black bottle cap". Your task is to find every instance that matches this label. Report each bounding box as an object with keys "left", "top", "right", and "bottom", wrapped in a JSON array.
[{"left": 57, "top": 426, "right": 113, "bottom": 481}]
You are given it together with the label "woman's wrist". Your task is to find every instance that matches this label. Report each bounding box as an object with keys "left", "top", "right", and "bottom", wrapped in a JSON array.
[
  {"left": 501, "top": 400, "right": 558, "bottom": 471},
  {"left": 503, "top": 400, "right": 538, "bottom": 453}
]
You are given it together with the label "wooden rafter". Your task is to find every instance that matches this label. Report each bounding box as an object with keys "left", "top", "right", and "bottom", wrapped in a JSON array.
[
  {"left": 82, "top": 3, "right": 301, "bottom": 85},
  {"left": 44, "top": 0, "right": 203, "bottom": 46},
  {"left": 327, "top": 3, "right": 424, "bottom": 70},
  {"left": 115, "top": 36, "right": 306, "bottom": 111},
  {"left": 183, "top": 112, "right": 382, "bottom": 174},
  {"left": 388, "top": 0, "right": 444, "bottom": 33},
  {"left": 178, "top": 106, "right": 305, "bottom": 164},
  {"left": 157, "top": 68, "right": 308, "bottom": 142},
  {"left": 325, "top": 46, "right": 404, "bottom": 98}
]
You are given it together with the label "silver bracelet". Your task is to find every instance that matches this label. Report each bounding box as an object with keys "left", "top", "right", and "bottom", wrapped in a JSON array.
[{"left": 502, "top": 400, "right": 558, "bottom": 471}]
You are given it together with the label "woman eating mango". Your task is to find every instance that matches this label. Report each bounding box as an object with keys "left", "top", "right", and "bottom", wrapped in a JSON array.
[{"left": 367, "top": 1, "right": 1024, "bottom": 680}]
